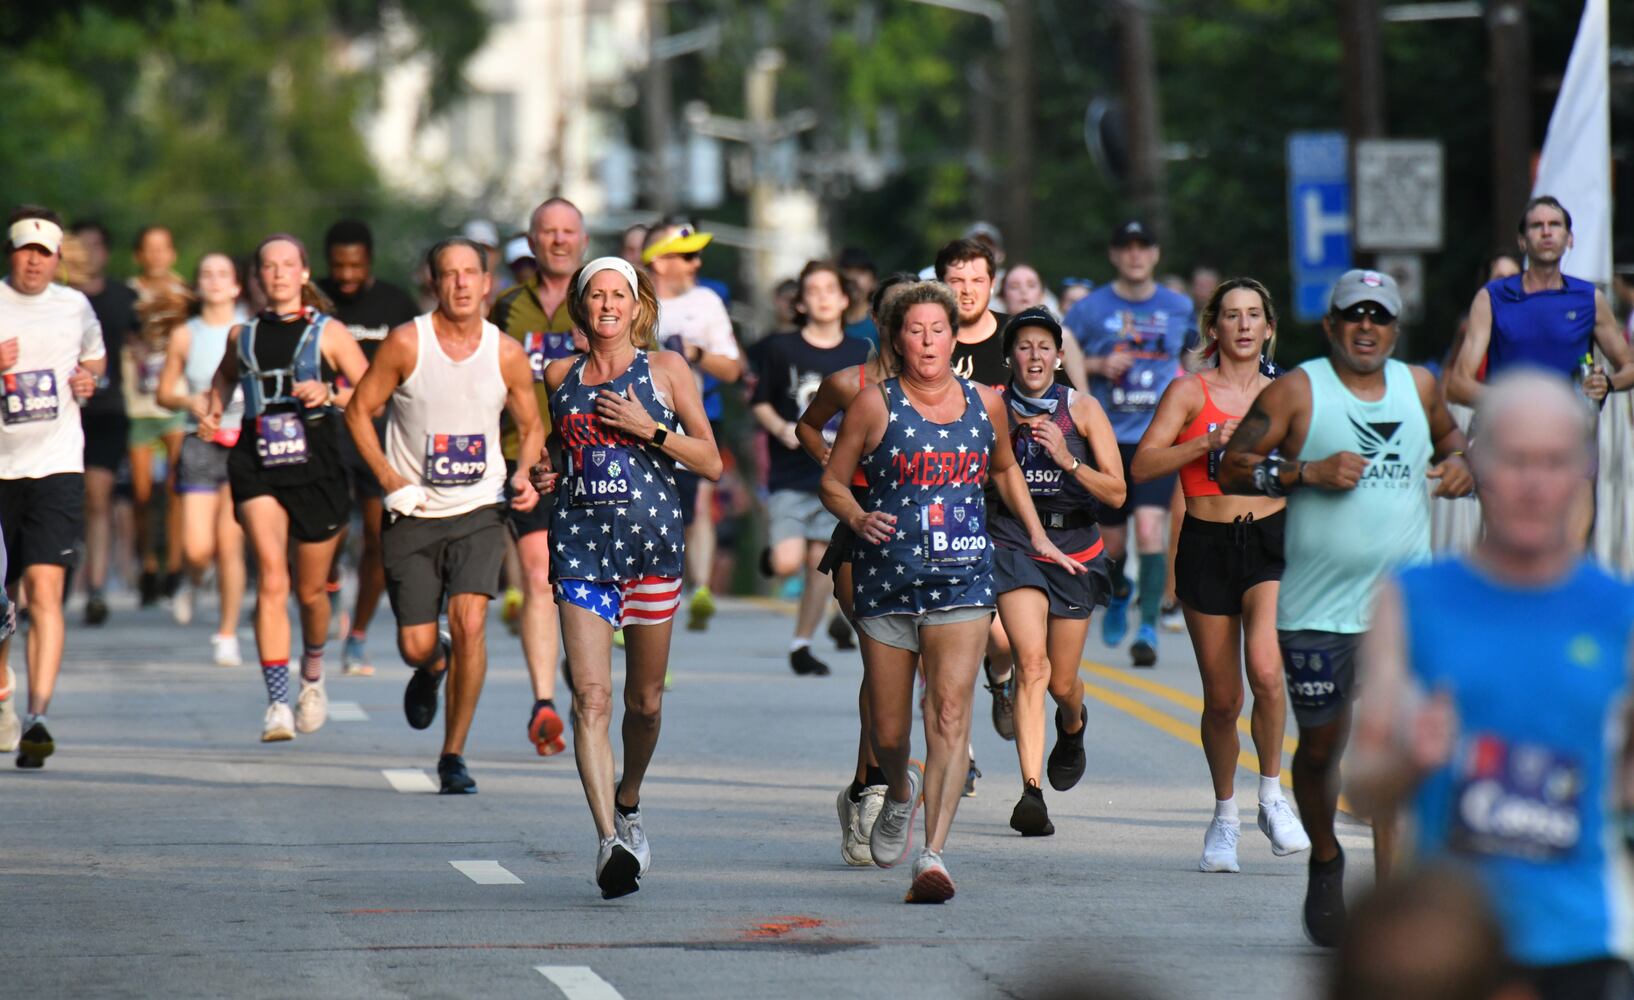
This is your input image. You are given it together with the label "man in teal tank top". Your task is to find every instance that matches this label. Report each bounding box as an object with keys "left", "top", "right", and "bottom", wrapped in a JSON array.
[{"left": 1219, "top": 269, "right": 1473, "bottom": 947}]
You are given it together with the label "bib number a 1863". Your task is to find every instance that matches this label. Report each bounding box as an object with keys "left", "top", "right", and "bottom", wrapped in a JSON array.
[
  {"left": 2, "top": 369, "right": 58, "bottom": 425},
  {"left": 572, "top": 447, "right": 633, "bottom": 506},
  {"left": 921, "top": 502, "right": 986, "bottom": 565},
  {"left": 424, "top": 433, "right": 488, "bottom": 486},
  {"left": 256, "top": 413, "right": 309, "bottom": 467},
  {"left": 1449, "top": 734, "right": 1583, "bottom": 861}
]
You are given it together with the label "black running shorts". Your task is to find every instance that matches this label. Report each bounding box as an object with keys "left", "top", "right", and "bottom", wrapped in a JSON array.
[
  {"left": 0, "top": 473, "right": 84, "bottom": 584},
  {"left": 1174, "top": 511, "right": 1285, "bottom": 616},
  {"left": 992, "top": 545, "right": 1110, "bottom": 620}
]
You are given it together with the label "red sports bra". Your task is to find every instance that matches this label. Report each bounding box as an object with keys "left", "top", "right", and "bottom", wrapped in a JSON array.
[{"left": 1176, "top": 376, "right": 1237, "bottom": 498}]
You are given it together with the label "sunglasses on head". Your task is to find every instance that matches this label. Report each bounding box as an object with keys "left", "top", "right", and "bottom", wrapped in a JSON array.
[{"left": 1338, "top": 302, "right": 1395, "bottom": 325}]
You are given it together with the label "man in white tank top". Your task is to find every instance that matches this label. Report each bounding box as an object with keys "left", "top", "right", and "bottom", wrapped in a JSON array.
[{"left": 345, "top": 237, "right": 546, "bottom": 795}]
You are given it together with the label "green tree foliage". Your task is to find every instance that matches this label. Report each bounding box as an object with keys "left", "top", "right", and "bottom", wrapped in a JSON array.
[
  {"left": 661, "top": 0, "right": 1630, "bottom": 362},
  {"left": 0, "top": 0, "right": 483, "bottom": 280}
]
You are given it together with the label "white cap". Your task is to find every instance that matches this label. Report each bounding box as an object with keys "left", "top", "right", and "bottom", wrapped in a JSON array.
[
  {"left": 504, "top": 235, "right": 533, "bottom": 266},
  {"left": 9, "top": 218, "right": 63, "bottom": 255},
  {"left": 461, "top": 218, "right": 500, "bottom": 247}
]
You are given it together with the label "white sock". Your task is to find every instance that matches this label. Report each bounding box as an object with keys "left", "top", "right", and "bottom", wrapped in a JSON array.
[
  {"left": 1214, "top": 798, "right": 1239, "bottom": 822},
  {"left": 1258, "top": 775, "right": 1283, "bottom": 804},
  {"left": 790, "top": 637, "right": 811, "bottom": 653}
]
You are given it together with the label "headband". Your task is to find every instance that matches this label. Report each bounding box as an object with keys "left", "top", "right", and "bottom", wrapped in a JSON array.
[{"left": 576, "top": 256, "right": 639, "bottom": 298}]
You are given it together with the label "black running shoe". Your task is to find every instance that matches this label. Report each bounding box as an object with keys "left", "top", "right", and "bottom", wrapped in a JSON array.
[
  {"left": 437, "top": 753, "right": 477, "bottom": 794},
  {"left": 827, "top": 612, "right": 855, "bottom": 650},
  {"left": 138, "top": 570, "right": 161, "bottom": 608},
  {"left": 985, "top": 662, "right": 1016, "bottom": 742},
  {"left": 1303, "top": 848, "right": 1347, "bottom": 947},
  {"left": 963, "top": 759, "right": 981, "bottom": 798},
  {"left": 597, "top": 839, "right": 641, "bottom": 900},
  {"left": 16, "top": 720, "right": 53, "bottom": 769},
  {"left": 84, "top": 594, "right": 109, "bottom": 627},
  {"left": 1047, "top": 703, "right": 1088, "bottom": 791},
  {"left": 790, "top": 646, "right": 831, "bottom": 677},
  {"left": 1009, "top": 784, "right": 1055, "bottom": 837},
  {"left": 404, "top": 666, "right": 446, "bottom": 730}
]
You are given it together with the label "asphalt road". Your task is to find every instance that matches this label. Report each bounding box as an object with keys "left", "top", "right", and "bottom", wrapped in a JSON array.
[{"left": 4, "top": 591, "right": 1373, "bottom": 999}]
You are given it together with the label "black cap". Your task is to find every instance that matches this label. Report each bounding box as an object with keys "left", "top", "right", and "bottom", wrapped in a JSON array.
[
  {"left": 1001, "top": 307, "right": 1064, "bottom": 357},
  {"left": 1109, "top": 219, "right": 1157, "bottom": 247}
]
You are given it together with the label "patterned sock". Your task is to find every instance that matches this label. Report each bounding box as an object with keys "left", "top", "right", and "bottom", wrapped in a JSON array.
[
  {"left": 301, "top": 643, "right": 325, "bottom": 683},
  {"left": 1138, "top": 553, "right": 1167, "bottom": 625},
  {"left": 261, "top": 661, "right": 290, "bottom": 703}
]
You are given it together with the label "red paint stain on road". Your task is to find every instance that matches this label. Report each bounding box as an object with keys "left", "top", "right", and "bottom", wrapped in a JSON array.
[{"left": 742, "top": 916, "right": 825, "bottom": 940}]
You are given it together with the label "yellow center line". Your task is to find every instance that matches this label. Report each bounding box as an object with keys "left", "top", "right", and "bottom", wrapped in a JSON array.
[
  {"left": 1080, "top": 677, "right": 1292, "bottom": 793},
  {"left": 1080, "top": 659, "right": 1299, "bottom": 756}
]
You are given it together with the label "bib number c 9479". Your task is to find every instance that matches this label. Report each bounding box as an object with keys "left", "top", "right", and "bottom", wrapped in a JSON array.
[{"left": 424, "top": 433, "right": 488, "bottom": 486}]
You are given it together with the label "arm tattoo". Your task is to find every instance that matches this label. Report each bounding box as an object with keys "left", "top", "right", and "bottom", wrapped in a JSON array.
[{"left": 1225, "top": 404, "right": 1273, "bottom": 456}]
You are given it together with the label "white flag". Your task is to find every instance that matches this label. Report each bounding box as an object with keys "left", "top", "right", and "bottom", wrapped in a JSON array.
[{"left": 1532, "top": 0, "right": 1610, "bottom": 286}]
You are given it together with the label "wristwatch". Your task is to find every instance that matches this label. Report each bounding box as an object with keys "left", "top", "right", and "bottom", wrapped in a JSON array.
[{"left": 651, "top": 425, "right": 669, "bottom": 448}]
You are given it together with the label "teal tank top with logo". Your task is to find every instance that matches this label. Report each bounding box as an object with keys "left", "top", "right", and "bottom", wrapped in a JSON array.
[{"left": 1277, "top": 357, "right": 1431, "bottom": 633}]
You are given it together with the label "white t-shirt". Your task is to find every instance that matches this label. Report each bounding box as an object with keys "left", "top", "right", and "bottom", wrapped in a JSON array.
[
  {"left": 656, "top": 286, "right": 738, "bottom": 362},
  {"left": 0, "top": 278, "right": 106, "bottom": 479}
]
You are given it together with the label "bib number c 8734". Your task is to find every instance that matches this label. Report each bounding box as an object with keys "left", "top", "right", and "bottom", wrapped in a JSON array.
[{"left": 256, "top": 413, "right": 309, "bottom": 467}]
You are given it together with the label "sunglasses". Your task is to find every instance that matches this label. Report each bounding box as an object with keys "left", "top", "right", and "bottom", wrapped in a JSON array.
[{"left": 1338, "top": 302, "right": 1395, "bottom": 325}]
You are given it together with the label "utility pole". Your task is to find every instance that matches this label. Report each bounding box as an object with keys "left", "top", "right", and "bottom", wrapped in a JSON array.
[
  {"left": 1116, "top": 0, "right": 1166, "bottom": 236},
  {"left": 804, "top": 2, "right": 840, "bottom": 238},
  {"left": 1488, "top": 0, "right": 1532, "bottom": 248},
  {"left": 643, "top": 0, "right": 674, "bottom": 215},
  {"left": 971, "top": 58, "right": 1000, "bottom": 226},
  {"left": 1339, "top": 0, "right": 1385, "bottom": 266},
  {"left": 1003, "top": 0, "right": 1034, "bottom": 259}
]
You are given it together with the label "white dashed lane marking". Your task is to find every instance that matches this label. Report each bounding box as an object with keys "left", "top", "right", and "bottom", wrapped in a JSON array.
[
  {"left": 450, "top": 860, "right": 523, "bottom": 885},
  {"left": 536, "top": 966, "right": 625, "bottom": 999},
  {"left": 327, "top": 701, "right": 368, "bottom": 722},
  {"left": 381, "top": 768, "right": 437, "bottom": 793}
]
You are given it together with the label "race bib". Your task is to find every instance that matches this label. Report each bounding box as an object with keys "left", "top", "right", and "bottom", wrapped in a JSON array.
[
  {"left": 138, "top": 352, "right": 165, "bottom": 395},
  {"left": 424, "top": 433, "right": 488, "bottom": 486},
  {"left": 256, "top": 413, "right": 309, "bottom": 467},
  {"left": 572, "top": 447, "right": 633, "bottom": 506},
  {"left": 1283, "top": 645, "right": 1343, "bottom": 714},
  {"left": 1016, "top": 434, "right": 1063, "bottom": 497},
  {"left": 1449, "top": 734, "right": 1583, "bottom": 861},
  {"left": 2, "top": 369, "right": 59, "bottom": 425},
  {"left": 921, "top": 502, "right": 986, "bottom": 565},
  {"left": 523, "top": 331, "right": 575, "bottom": 383},
  {"left": 1110, "top": 364, "right": 1162, "bottom": 412},
  {"left": 821, "top": 412, "right": 842, "bottom": 446}
]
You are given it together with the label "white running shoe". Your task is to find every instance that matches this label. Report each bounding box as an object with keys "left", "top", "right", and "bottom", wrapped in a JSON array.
[
  {"left": 614, "top": 808, "right": 651, "bottom": 875},
  {"left": 595, "top": 835, "right": 640, "bottom": 899},
  {"left": 0, "top": 666, "right": 19, "bottom": 752},
  {"left": 212, "top": 634, "right": 242, "bottom": 667},
  {"left": 1199, "top": 816, "right": 1242, "bottom": 873},
  {"left": 1258, "top": 797, "right": 1313, "bottom": 857},
  {"left": 172, "top": 582, "right": 194, "bottom": 625},
  {"left": 261, "top": 702, "right": 296, "bottom": 742},
  {"left": 906, "top": 848, "right": 955, "bottom": 903},
  {"left": 294, "top": 679, "right": 328, "bottom": 734},
  {"left": 836, "top": 787, "right": 873, "bottom": 867},
  {"left": 869, "top": 763, "right": 924, "bottom": 869}
]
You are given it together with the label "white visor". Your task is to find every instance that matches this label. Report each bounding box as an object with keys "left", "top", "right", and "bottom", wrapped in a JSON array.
[{"left": 9, "top": 218, "right": 63, "bottom": 255}]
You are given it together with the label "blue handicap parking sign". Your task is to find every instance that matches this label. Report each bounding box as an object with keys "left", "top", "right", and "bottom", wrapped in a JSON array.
[{"left": 1287, "top": 132, "right": 1352, "bottom": 323}]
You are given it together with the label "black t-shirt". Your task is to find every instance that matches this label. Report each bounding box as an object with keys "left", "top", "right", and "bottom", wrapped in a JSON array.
[
  {"left": 950, "top": 310, "right": 1008, "bottom": 389},
  {"left": 750, "top": 329, "right": 871, "bottom": 492},
  {"left": 79, "top": 281, "right": 138, "bottom": 416},
  {"left": 316, "top": 277, "right": 419, "bottom": 364}
]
